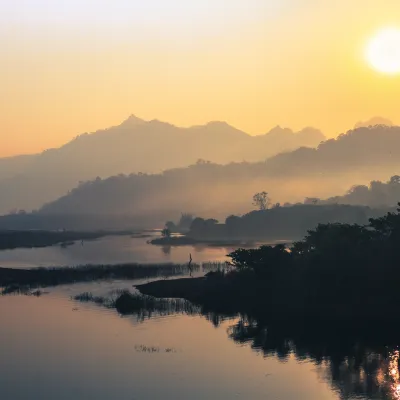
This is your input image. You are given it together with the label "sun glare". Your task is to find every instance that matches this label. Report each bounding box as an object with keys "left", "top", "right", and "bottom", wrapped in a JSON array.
[{"left": 366, "top": 28, "right": 400, "bottom": 74}]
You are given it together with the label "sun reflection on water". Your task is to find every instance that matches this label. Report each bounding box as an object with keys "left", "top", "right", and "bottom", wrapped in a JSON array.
[{"left": 389, "top": 349, "right": 400, "bottom": 399}]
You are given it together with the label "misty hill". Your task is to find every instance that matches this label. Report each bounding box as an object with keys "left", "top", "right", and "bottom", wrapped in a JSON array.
[
  {"left": 320, "top": 175, "right": 400, "bottom": 208},
  {"left": 0, "top": 115, "right": 324, "bottom": 214},
  {"left": 36, "top": 125, "right": 400, "bottom": 226}
]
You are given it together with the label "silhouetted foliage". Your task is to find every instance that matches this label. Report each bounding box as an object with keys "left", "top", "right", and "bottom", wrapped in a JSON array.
[
  {"left": 139, "top": 203, "right": 400, "bottom": 323},
  {"left": 319, "top": 175, "right": 400, "bottom": 207},
  {"left": 252, "top": 192, "right": 271, "bottom": 210},
  {"left": 187, "top": 204, "right": 386, "bottom": 241}
]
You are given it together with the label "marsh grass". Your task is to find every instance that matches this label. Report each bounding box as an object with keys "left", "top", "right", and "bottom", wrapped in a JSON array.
[
  {"left": 0, "top": 261, "right": 226, "bottom": 295},
  {"left": 134, "top": 345, "right": 178, "bottom": 354},
  {"left": 1, "top": 285, "right": 48, "bottom": 296},
  {"left": 73, "top": 289, "right": 201, "bottom": 322},
  {"left": 73, "top": 289, "right": 127, "bottom": 308}
]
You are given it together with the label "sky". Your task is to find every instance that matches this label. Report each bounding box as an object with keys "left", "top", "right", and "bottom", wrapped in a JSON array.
[{"left": 2, "top": 0, "right": 400, "bottom": 157}]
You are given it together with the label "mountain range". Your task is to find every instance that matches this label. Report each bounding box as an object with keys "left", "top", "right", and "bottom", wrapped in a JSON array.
[
  {"left": 35, "top": 124, "right": 400, "bottom": 227},
  {"left": 0, "top": 115, "right": 325, "bottom": 214}
]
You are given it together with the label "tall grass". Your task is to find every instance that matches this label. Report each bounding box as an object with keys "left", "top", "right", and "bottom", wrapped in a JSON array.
[
  {"left": 73, "top": 290, "right": 201, "bottom": 322},
  {"left": 0, "top": 261, "right": 228, "bottom": 294}
]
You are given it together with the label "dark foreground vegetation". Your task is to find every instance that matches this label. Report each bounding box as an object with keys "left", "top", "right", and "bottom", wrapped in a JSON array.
[{"left": 138, "top": 203, "right": 400, "bottom": 322}]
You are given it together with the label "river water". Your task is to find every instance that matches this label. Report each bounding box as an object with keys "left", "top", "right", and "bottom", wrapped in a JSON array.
[
  {"left": 1, "top": 236, "right": 399, "bottom": 399},
  {"left": 0, "top": 234, "right": 235, "bottom": 269},
  {"left": 1, "top": 279, "right": 399, "bottom": 400}
]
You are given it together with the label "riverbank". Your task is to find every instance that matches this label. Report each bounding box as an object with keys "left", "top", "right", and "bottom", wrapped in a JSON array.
[
  {"left": 0, "top": 229, "right": 136, "bottom": 251},
  {"left": 135, "top": 274, "right": 399, "bottom": 323},
  {"left": 149, "top": 236, "right": 259, "bottom": 247}
]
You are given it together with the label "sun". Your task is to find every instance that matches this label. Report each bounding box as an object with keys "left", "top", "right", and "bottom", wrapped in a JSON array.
[{"left": 366, "top": 28, "right": 400, "bottom": 74}]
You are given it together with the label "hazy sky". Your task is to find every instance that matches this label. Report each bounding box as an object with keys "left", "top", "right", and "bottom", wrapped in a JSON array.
[{"left": 2, "top": 0, "right": 400, "bottom": 156}]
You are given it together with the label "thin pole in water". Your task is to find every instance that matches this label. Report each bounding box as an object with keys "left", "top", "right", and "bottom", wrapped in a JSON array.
[{"left": 188, "top": 253, "right": 193, "bottom": 277}]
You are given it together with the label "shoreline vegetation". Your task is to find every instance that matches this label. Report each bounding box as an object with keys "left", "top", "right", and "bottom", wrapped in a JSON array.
[
  {"left": 136, "top": 203, "right": 400, "bottom": 323},
  {"left": 151, "top": 204, "right": 391, "bottom": 247},
  {"left": 0, "top": 229, "right": 136, "bottom": 251},
  {"left": 0, "top": 262, "right": 224, "bottom": 295},
  {"left": 149, "top": 236, "right": 264, "bottom": 247}
]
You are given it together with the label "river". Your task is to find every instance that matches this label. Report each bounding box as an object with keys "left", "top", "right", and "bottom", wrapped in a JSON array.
[
  {"left": 0, "top": 233, "right": 235, "bottom": 269},
  {"left": 4, "top": 279, "right": 394, "bottom": 400},
  {"left": 1, "top": 236, "right": 398, "bottom": 399}
]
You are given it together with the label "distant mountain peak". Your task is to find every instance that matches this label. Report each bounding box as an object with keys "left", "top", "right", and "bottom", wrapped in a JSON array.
[
  {"left": 265, "top": 125, "right": 294, "bottom": 137},
  {"left": 206, "top": 121, "right": 230, "bottom": 127},
  {"left": 120, "top": 114, "right": 146, "bottom": 126}
]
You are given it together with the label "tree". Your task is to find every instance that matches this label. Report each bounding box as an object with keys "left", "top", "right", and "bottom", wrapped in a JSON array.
[
  {"left": 196, "top": 159, "right": 211, "bottom": 165},
  {"left": 178, "top": 213, "right": 194, "bottom": 231},
  {"left": 205, "top": 218, "right": 218, "bottom": 228},
  {"left": 190, "top": 217, "right": 206, "bottom": 233},
  {"left": 228, "top": 244, "right": 291, "bottom": 276},
  {"left": 304, "top": 197, "right": 320, "bottom": 205},
  {"left": 252, "top": 192, "right": 271, "bottom": 210},
  {"left": 161, "top": 227, "right": 171, "bottom": 238},
  {"left": 165, "top": 221, "right": 176, "bottom": 232},
  {"left": 225, "top": 215, "right": 241, "bottom": 226}
]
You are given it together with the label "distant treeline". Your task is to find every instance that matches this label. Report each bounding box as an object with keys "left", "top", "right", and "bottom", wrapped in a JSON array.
[
  {"left": 185, "top": 204, "right": 390, "bottom": 241},
  {"left": 0, "top": 230, "right": 111, "bottom": 251},
  {"left": 322, "top": 175, "right": 400, "bottom": 207},
  {"left": 0, "top": 213, "right": 164, "bottom": 231}
]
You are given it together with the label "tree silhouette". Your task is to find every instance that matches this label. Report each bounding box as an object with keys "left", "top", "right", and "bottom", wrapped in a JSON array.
[
  {"left": 252, "top": 192, "right": 271, "bottom": 210},
  {"left": 161, "top": 227, "right": 171, "bottom": 238}
]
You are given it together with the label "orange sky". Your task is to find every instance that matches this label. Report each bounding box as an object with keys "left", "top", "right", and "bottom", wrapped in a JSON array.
[{"left": 2, "top": 0, "right": 400, "bottom": 157}]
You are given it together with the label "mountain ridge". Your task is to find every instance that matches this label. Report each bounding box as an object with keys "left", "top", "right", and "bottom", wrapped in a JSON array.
[
  {"left": 0, "top": 115, "right": 326, "bottom": 214},
  {"left": 37, "top": 124, "right": 400, "bottom": 224}
]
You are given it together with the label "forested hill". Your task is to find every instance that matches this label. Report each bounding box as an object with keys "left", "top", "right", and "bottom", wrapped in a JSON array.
[
  {"left": 0, "top": 115, "right": 324, "bottom": 214},
  {"left": 37, "top": 125, "right": 400, "bottom": 221}
]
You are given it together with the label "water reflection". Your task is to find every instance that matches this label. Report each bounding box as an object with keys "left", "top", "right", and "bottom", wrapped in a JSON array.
[
  {"left": 0, "top": 234, "right": 234, "bottom": 268},
  {"left": 1, "top": 294, "right": 338, "bottom": 400},
  {"left": 226, "top": 316, "right": 400, "bottom": 400},
  {"left": 3, "top": 282, "right": 400, "bottom": 399},
  {"left": 161, "top": 245, "right": 171, "bottom": 255},
  {"left": 71, "top": 286, "right": 400, "bottom": 400}
]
